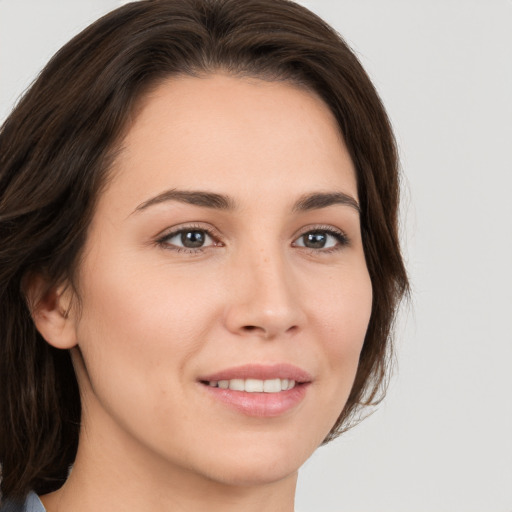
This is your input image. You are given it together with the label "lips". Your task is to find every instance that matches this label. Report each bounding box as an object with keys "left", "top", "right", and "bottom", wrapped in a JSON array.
[
  {"left": 198, "top": 364, "right": 312, "bottom": 417},
  {"left": 199, "top": 363, "right": 312, "bottom": 383}
]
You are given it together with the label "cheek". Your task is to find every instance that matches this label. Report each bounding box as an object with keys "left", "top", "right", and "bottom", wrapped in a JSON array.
[
  {"left": 317, "top": 263, "right": 372, "bottom": 352},
  {"left": 71, "top": 261, "right": 223, "bottom": 451},
  {"left": 312, "top": 264, "right": 373, "bottom": 407},
  {"left": 74, "top": 255, "right": 224, "bottom": 387}
]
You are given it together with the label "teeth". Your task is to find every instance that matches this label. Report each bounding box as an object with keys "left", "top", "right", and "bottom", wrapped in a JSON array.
[
  {"left": 263, "top": 378, "right": 280, "bottom": 393},
  {"left": 207, "top": 378, "right": 297, "bottom": 392},
  {"left": 229, "top": 379, "right": 245, "bottom": 391},
  {"left": 245, "top": 378, "right": 263, "bottom": 392}
]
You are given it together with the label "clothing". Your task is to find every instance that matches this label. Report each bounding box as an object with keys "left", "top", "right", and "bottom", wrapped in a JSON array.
[{"left": 0, "top": 492, "right": 46, "bottom": 512}]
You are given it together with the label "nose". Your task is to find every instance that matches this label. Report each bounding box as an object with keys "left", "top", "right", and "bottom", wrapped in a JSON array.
[{"left": 223, "top": 247, "right": 306, "bottom": 340}]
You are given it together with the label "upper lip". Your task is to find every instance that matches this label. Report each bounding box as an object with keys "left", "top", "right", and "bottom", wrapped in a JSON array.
[{"left": 199, "top": 363, "right": 313, "bottom": 383}]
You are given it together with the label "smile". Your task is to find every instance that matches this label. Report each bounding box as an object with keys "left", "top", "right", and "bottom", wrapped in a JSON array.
[
  {"left": 206, "top": 378, "right": 296, "bottom": 392},
  {"left": 199, "top": 364, "right": 311, "bottom": 417}
]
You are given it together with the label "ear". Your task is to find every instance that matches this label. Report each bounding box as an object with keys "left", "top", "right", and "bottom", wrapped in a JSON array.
[{"left": 24, "top": 273, "right": 78, "bottom": 349}]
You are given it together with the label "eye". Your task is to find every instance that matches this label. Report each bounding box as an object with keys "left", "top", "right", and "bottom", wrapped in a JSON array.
[
  {"left": 156, "top": 226, "right": 219, "bottom": 252},
  {"left": 293, "top": 228, "right": 349, "bottom": 251}
]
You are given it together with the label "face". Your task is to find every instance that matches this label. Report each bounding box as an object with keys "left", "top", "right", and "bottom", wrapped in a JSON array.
[{"left": 67, "top": 74, "right": 372, "bottom": 487}]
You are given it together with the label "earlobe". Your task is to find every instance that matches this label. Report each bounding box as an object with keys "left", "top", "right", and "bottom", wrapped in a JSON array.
[{"left": 24, "top": 273, "right": 78, "bottom": 350}]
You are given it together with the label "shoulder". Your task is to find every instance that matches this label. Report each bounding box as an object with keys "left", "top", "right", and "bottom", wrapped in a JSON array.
[{"left": 0, "top": 492, "right": 46, "bottom": 512}]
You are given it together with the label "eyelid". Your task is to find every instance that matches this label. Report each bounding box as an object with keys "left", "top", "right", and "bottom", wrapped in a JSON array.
[{"left": 294, "top": 223, "right": 346, "bottom": 237}]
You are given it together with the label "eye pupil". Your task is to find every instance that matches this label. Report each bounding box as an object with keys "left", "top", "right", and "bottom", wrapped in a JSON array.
[
  {"left": 304, "top": 232, "right": 326, "bottom": 248},
  {"left": 181, "top": 230, "right": 205, "bottom": 248}
]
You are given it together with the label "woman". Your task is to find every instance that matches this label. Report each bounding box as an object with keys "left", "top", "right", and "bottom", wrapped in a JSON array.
[{"left": 0, "top": 0, "right": 408, "bottom": 510}]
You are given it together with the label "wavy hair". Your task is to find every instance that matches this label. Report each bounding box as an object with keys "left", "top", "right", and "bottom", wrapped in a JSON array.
[{"left": 0, "top": 0, "right": 408, "bottom": 500}]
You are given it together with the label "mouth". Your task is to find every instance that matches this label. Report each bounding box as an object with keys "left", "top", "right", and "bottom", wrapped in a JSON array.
[
  {"left": 201, "top": 377, "right": 298, "bottom": 392},
  {"left": 198, "top": 364, "right": 312, "bottom": 417}
]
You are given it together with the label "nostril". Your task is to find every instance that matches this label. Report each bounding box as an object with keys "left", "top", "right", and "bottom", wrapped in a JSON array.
[{"left": 243, "top": 326, "right": 257, "bottom": 331}]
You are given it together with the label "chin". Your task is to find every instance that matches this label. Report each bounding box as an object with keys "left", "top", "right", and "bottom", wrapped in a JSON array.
[
  {"left": 201, "top": 457, "right": 301, "bottom": 488},
  {"left": 181, "top": 428, "right": 323, "bottom": 488}
]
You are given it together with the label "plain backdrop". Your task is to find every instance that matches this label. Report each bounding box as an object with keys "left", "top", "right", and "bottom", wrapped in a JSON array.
[{"left": 1, "top": 1, "right": 511, "bottom": 511}]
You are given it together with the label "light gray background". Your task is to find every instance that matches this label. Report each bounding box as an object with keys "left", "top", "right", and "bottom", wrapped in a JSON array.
[{"left": 1, "top": 1, "right": 511, "bottom": 511}]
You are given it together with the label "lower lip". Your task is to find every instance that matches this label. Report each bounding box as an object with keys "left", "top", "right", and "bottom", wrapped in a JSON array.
[{"left": 201, "top": 383, "right": 309, "bottom": 417}]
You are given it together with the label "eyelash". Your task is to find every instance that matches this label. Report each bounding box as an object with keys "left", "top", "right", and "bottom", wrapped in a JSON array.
[{"left": 155, "top": 223, "right": 350, "bottom": 255}]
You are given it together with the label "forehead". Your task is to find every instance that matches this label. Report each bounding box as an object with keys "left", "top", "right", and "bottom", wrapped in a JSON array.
[{"left": 102, "top": 73, "right": 357, "bottom": 214}]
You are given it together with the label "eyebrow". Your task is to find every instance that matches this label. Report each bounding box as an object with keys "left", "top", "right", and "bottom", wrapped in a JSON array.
[
  {"left": 133, "top": 190, "right": 235, "bottom": 213},
  {"left": 132, "top": 189, "right": 360, "bottom": 214},
  {"left": 292, "top": 191, "right": 360, "bottom": 213}
]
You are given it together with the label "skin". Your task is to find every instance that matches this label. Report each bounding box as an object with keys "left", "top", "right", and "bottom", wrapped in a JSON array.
[{"left": 34, "top": 73, "right": 373, "bottom": 512}]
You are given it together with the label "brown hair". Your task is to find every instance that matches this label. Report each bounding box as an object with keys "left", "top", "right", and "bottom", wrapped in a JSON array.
[{"left": 0, "top": 0, "right": 408, "bottom": 500}]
